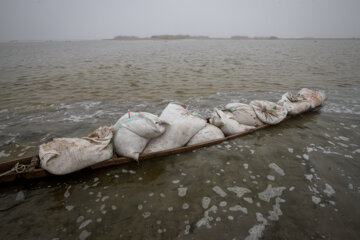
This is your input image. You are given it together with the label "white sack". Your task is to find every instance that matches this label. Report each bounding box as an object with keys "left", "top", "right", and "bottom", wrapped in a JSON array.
[
  {"left": 209, "top": 109, "right": 255, "bottom": 136},
  {"left": 39, "top": 126, "right": 113, "bottom": 175},
  {"left": 225, "top": 103, "right": 264, "bottom": 126},
  {"left": 223, "top": 110, "right": 235, "bottom": 119},
  {"left": 187, "top": 123, "right": 225, "bottom": 145},
  {"left": 277, "top": 92, "right": 312, "bottom": 115},
  {"left": 250, "top": 100, "right": 288, "bottom": 125},
  {"left": 144, "top": 102, "right": 206, "bottom": 153},
  {"left": 297, "top": 88, "right": 326, "bottom": 108},
  {"left": 113, "top": 112, "right": 167, "bottom": 160}
]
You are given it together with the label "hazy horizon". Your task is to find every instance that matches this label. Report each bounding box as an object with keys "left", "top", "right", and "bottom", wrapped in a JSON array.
[{"left": 0, "top": 0, "right": 359, "bottom": 42}]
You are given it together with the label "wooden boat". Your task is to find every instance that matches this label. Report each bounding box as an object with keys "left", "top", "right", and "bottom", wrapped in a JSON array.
[
  {"left": 0, "top": 116, "right": 286, "bottom": 184},
  {"left": 1, "top": 103, "right": 323, "bottom": 185}
]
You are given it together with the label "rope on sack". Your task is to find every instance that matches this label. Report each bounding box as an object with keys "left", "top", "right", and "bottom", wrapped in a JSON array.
[{"left": 0, "top": 162, "right": 27, "bottom": 177}]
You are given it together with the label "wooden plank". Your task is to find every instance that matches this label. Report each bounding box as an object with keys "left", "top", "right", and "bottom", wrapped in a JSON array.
[
  {"left": 22, "top": 169, "right": 48, "bottom": 179},
  {"left": 0, "top": 157, "right": 32, "bottom": 172},
  {"left": 0, "top": 156, "right": 44, "bottom": 183}
]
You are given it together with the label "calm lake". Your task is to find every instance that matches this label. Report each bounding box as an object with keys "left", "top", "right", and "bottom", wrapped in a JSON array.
[{"left": 0, "top": 39, "right": 359, "bottom": 239}]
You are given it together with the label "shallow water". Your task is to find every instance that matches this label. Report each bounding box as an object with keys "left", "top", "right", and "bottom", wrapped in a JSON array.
[{"left": 0, "top": 40, "right": 359, "bottom": 239}]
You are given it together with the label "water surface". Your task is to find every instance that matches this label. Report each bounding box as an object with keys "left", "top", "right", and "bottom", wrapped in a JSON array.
[{"left": 0, "top": 40, "right": 359, "bottom": 239}]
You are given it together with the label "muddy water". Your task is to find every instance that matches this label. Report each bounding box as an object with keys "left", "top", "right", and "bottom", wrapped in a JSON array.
[{"left": 0, "top": 40, "right": 359, "bottom": 239}]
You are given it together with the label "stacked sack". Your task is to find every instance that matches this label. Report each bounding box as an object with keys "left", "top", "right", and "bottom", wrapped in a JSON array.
[
  {"left": 209, "top": 108, "right": 255, "bottom": 136},
  {"left": 224, "top": 103, "right": 264, "bottom": 126},
  {"left": 277, "top": 88, "right": 326, "bottom": 115},
  {"left": 113, "top": 112, "right": 167, "bottom": 161},
  {"left": 38, "top": 88, "right": 326, "bottom": 174},
  {"left": 144, "top": 102, "right": 206, "bottom": 153},
  {"left": 187, "top": 112, "right": 225, "bottom": 145},
  {"left": 297, "top": 88, "right": 326, "bottom": 108},
  {"left": 39, "top": 126, "right": 113, "bottom": 175},
  {"left": 277, "top": 92, "right": 311, "bottom": 115},
  {"left": 250, "top": 100, "right": 288, "bottom": 124}
]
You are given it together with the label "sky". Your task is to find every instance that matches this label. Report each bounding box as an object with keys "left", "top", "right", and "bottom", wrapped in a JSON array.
[{"left": 0, "top": 0, "right": 359, "bottom": 41}]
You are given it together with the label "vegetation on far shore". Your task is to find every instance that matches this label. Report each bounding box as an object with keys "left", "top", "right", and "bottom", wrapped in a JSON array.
[{"left": 111, "top": 35, "right": 359, "bottom": 41}]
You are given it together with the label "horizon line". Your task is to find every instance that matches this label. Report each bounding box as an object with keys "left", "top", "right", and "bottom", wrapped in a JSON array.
[{"left": 2, "top": 35, "right": 360, "bottom": 43}]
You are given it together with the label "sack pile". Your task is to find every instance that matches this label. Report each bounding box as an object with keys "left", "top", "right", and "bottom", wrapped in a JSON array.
[
  {"left": 297, "top": 88, "right": 326, "bottom": 108},
  {"left": 250, "top": 100, "right": 288, "bottom": 125},
  {"left": 277, "top": 92, "right": 311, "bottom": 115},
  {"left": 185, "top": 112, "right": 223, "bottom": 146},
  {"left": 144, "top": 102, "right": 206, "bottom": 153},
  {"left": 39, "top": 126, "right": 113, "bottom": 175},
  {"left": 113, "top": 112, "right": 167, "bottom": 161},
  {"left": 209, "top": 109, "right": 255, "bottom": 136},
  {"left": 224, "top": 103, "right": 263, "bottom": 126},
  {"left": 38, "top": 88, "right": 326, "bottom": 175}
]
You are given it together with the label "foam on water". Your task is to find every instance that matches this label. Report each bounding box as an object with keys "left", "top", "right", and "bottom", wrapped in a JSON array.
[
  {"left": 79, "top": 230, "right": 91, "bottom": 240},
  {"left": 65, "top": 205, "right": 74, "bottom": 211},
  {"left": 178, "top": 187, "right": 188, "bottom": 197},
  {"left": 64, "top": 186, "right": 71, "bottom": 198},
  {"left": 212, "top": 186, "right": 227, "bottom": 197},
  {"left": 219, "top": 201, "right": 227, "bottom": 207},
  {"left": 267, "top": 175, "right": 275, "bottom": 181},
  {"left": 202, "top": 197, "right": 211, "bottom": 209},
  {"left": 229, "top": 205, "right": 248, "bottom": 214},
  {"left": 227, "top": 186, "right": 251, "bottom": 198},
  {"left": 305, "top": 174, "right": 313, "bottom": 181},
  {"left": 312, "top": 196, "right": 321, "bottom": 205},
  {"left": 182, "top": 203, "right": 190, "bottom": 209},
  {"left": 268, "top": 163, "right": 285, "bottom": 176},
  {"left": 258, "top": 185, "right": 286, "bottom": 202},
  {"left": 79, "top": 219, "right": 92, "bottom": 230},
  {"left": 196, "top": 205, "right": 218, "bottom": 229},
  {"left": 1, "top": 41, "right": 359, "bottom": 240},
  {"left": 267, "top": 197, "right": 285, "bottom": 221},
  {"left": 337, "top": 142, "right": 349, "bottom": 148},
  {"left": 323, "top": 183, "right": 335, "bottom": 197},
  {"left": 244, "top": 213, "right": 268, "bottom": 240},
  {"left": 77, "top": 216, "right": 84, "bottom": 223},
  {"left": 339, "top": 136, "right": 350, "bottom": 141},
  {"left": 244, "top": 197, "right": 254, "bottom": 204},
  {"left": 0, "top": 150, "right": 10, "bottom": 157}
]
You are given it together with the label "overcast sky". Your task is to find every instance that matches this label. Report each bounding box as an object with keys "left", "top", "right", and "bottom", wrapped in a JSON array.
[{"left": 0, "top": 0, "right": 359, "bottom": 41}]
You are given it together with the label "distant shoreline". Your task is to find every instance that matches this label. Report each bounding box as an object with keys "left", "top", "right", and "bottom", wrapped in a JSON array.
[
  {"left": 109, "top": 35, "right": 360, "bottom": 41},
  {"left": 3, "top": 37, "right": 360, "bottom": 43}
]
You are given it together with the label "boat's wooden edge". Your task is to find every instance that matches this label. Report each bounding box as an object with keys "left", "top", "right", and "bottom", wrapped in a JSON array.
[
  {"left": 0, "top": 156, "right": 49, "bottom": 183},
  {"left": 0, "top": 115, "right": 295, "bottom": 183},
  {"left": 90, "top": 137, "right": 227, "bottom": 169},
  {"left": 0, "top": 156, "right": 33, "bottom": 168},
  {"left": 90, "top": 121, "right": 275, "bottom": 169},
  {"left": 22, "top": 169, "right": 48, "bottom": 179}
]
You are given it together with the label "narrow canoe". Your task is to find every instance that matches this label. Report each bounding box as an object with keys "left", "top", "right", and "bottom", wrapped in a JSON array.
[{"left": 0, "top": 112, "right": 307, "bottom": 184}]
